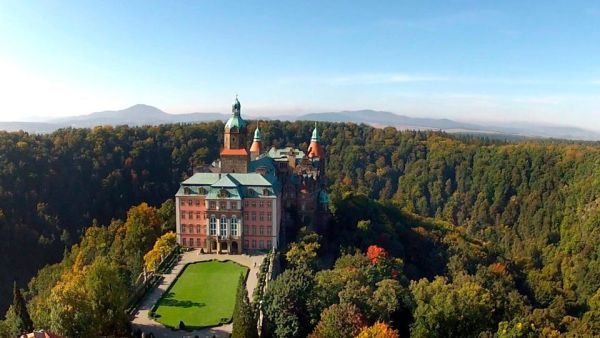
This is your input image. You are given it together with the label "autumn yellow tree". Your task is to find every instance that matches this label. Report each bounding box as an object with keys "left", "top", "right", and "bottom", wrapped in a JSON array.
[
  {"left": 144, "top": 231, "right": 177, "bottom": 272},
  {"left": 356, "top": 322, "right": 400, "bottom": 338}
]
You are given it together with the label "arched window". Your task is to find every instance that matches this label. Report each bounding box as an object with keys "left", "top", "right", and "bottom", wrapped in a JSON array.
[
  {"left": 209, "top": 215, "right": 217, "bottom": 236},
  {"left": 231, "top": 216, "right": 238, "bottom": 236},
  {"left": 220, "top": 215, "right": 228, "bottom": 236}
]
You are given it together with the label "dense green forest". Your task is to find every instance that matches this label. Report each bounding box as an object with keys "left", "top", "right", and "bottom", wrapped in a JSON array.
[{"left": 0, "top": 121, "right": 599, "bottom": 336}]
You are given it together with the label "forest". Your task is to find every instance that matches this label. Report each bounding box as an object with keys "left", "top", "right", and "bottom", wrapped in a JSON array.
[{"left": 0, "top": 121, "right": 599, "bottom": 336}]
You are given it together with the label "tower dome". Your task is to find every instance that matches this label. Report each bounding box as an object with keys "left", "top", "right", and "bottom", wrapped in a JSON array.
[{"left": 225, "top": 96, "right": 247, "bottom": 131}]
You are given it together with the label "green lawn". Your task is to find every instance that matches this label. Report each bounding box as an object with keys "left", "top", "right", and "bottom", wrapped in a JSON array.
[{"left": 154, "top": 260, "right": 248, "bottom": 328}]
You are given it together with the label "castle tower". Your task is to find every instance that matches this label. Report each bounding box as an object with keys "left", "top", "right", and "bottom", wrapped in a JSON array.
[
  {"left": 307, "top": 122, "right": 325, "bottom": 159},
  {"left": 220, "top": 96, "right": 249, "bottom": 173},
  {"left": 249, "top": 124, "right": 262, "bottom": 160}
]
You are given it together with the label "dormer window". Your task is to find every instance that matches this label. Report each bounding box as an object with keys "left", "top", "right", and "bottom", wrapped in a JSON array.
[
  {"left": 263, "top": 188, "right": 270, "bottom": 196},
  {"left": 218, "top": 188, "right": 228, "bottom": 198}
]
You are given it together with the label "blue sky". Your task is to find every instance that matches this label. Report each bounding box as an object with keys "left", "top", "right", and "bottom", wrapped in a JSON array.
[{"left": 1, "top": 1, "right": 600, "bottom": 129}]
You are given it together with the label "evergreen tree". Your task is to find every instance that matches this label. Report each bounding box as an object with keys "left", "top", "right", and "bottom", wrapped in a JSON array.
[
  {"left": 12, "top": 282, "right": 33, "bottom": 334},
  {"left": 232, "top": 275, "right": 258, "bottom": 338}
]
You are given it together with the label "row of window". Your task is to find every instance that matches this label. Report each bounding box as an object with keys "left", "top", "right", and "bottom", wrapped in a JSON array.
[
  {"left": 244, "top": 200, "right": 272, "bottom": 208},
  {"left": 180, "top": 198, "right": 274, "bottom": 210},
  {"left": 181, "top": 211, "right": 273, "bottom": 223},
  {"left": 243, "top": 212, "right": 272, "bottom": 222},
  {"left": 245, "top": 239, "right": 272, "bottom": 250},
  {"left": 180, "top": 199, "right": 239, "bottom": 210},
  {"left": 180, "top": 223, "right": 272, "bottom": 236},
  {"left": 181, "top": 237, "right": 272, "bottom": 250}
]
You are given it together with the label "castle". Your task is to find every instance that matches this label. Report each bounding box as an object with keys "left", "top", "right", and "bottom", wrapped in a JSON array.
[{"left": 175, "top": 98, "right": 329, "bottom": 253}]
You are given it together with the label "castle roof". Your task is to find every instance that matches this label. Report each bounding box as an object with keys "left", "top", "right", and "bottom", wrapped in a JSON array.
[{"left": 178, "top": 172, "right": 278, "bottom": 198}]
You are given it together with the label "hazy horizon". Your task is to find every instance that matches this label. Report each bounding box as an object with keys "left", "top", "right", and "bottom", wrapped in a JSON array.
[{"left": 1, "top": 1, "right": 600, "bottom": 129}]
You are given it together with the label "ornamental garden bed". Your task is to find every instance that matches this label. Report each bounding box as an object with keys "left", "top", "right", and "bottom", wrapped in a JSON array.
[{"left": 151, "top": 260, "right": 248, "bottom": 329}]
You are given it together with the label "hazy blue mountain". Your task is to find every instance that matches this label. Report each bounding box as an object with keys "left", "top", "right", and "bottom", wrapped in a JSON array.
[
  {"left": 297, "top": 109, "right": 482, "bottom": 130},
  {"left": 295, "top": 110, "right": 600, "bottom": 141},
  {"left": 2, "top": 105, "right": 600, "bottom": 141},
  {"left": 49, "top": 104, "right": 230, "bottom": 127}
]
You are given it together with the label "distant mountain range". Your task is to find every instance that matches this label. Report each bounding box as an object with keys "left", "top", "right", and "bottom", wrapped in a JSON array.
[{"left": 2, "top": 104, "right": 600, "bottom": 141}]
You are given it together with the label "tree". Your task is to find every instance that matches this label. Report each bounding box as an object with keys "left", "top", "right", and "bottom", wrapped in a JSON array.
[
  {"left": 357, "top": 322, "right": 400, "bottom": 338},
  {"left": 263, "top": 267, "right": 314, "bottom": 338},
  {"left": 11, "top": 282, "right": 33, "bottom": 334},
  {"left": 410, "top": 276, "right": 494, "bottom": 338},
  {"left": 369, "top": 279, "right": 403, "bottom": 322},
  {"left": 84, "top": 257, "right": 129, "bottom": 335},
  {"left": 231, "top": 275, "right": 258, "bottom": 338},
  {"left": 157, "top": 199, "right": 176, "bottom": 232},
  {"left": 286, "top": 228, "right": 321, "bottom": 270},
  {"left": 144, "top": 231, "right": 177, "bottom": 272},
  {"left": 309, "top": 303, "right": 366, "bottom": 338}
]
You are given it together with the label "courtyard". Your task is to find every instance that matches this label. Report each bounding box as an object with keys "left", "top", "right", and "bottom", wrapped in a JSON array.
[
  {"left": 131, "top": 250, "right": 266, "bottom": 338},
  {"left": 153, "top": 260, "right": 248, "bottom": 328}
]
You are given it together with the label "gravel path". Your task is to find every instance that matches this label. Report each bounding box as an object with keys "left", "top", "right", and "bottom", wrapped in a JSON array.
[{"left": 131, "top": 249, "right": 266, "bottom": 338}]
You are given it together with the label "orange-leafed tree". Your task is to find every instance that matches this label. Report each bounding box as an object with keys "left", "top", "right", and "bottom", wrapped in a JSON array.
[{"left": 366, "top": 245, "right": 387, "bottom": 264}]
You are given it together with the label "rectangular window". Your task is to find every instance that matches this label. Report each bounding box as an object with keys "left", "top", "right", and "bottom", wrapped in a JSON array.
[
  {"left": 244, "top": 212, "right": 249, "bottom": 220},
  {"left": 259, "top": 226, "right": 264, "bottom": 235},
  {"left": 244, "top": 240, "right": 249, "bottom": 248},
  {"left": 209, "top": 216, "right": 217, "bottom": 236},
  {"left": 209, "top": 201, "right": 217, "bottom": 210},
  {"left": 181, "top": 213, "right": 186, "bottom": 219},
  {"left": 251, "top": 212, "right": 256, "bottom": 221},
  {"left": 259, "top": 212, "right": 265, "bottom": 221},
  {"left": 196, "top": 212, "right": 201, "bottom": 219},
  {"left": 252, "top": 226, "right": 256, "bottom": 235},
  {"left": 195, "top": 199, "right": 200, "bottom": 206},
  {"left": 267, "top": 240, "right": 272, "bottom": 249},
  {"left": 196, "top": 238, "right": 201, "bottom": 247},
  {"left": 231, "top": 201, "right": 238, "bottom": 209},
  {"left": 180, "top": 199, "right": 185, "bottom": 206},
  {"left": 267, "top": 201, "right": 272, "bottom": 208},
  {"left": 196, "top": 225, "right": 200, "bottom": 234},
  {"left": 267, "top": 213, "right": 272, "bottom": 221},
  {"left": 183, "top": 238, "right": 187, "bottom": 246},
  {"left": 231, "top": 216, "right": 238, "bottom": 236},
  {"left": 252, "top": 240, "right": 256, "bottom": 248},
  {"left": 244, "top": 200, "right": 249, "bottom": 207},
  {"left": 251, "top": 201, "right": 256, "bottom": 207},
  {"left": 259, "top": 201, "right": 264, "bottom": 208},
  {"left": 259, "top": 240, "right": 264, "bottom": 249},
  {"left": 182, "top": 224, "right": 186, "bottom": 233},
  {"left": 220, "top": 202, "right": 227, "bottom": 210},
  {"left": 187, "top": 199, "right": 192, "bottom": 206},
  {"left": 188, "top": 211, "right": 193, "bottom": 219},
  {"left": 267, "top": 227, "right": 271, "bottom": 235},
  {"left": 220, "top": 216, "right": 228, "bottom": 236}
]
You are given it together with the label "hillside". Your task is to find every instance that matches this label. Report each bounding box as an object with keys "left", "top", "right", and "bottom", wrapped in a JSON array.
[{"left": 0, "top": 121, "right": 599, "bottom": 336}]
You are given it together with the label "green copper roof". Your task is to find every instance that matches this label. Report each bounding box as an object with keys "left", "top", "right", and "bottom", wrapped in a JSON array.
[
  {"left": 311, "top": 123, "right": 320, "bottom": 142},
  {"left": 225, "top": 96, "right": 247, "bottom": 130},
  {"left": 253, "top": 127, "right": 262, "bottom": 141},
  {"left": 225, "top": 115, "right": 247, "bottom": 130}
]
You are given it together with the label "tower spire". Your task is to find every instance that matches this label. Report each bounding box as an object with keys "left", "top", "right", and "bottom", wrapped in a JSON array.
[
  {"left": 250, "top": 121, "right": 263, "bottom": 160},
  {"left": 307, "top": 122, "right": 324, "bottom": 158}
]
